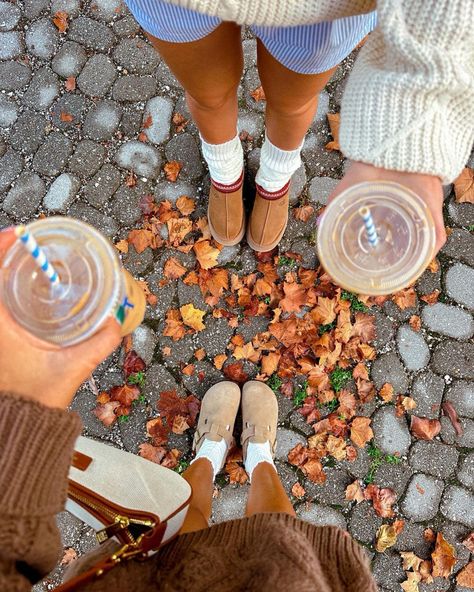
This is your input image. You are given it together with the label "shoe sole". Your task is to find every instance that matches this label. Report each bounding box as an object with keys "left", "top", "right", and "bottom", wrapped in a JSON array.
[{"left": 208, "top": 206, "right": 246, "bottom": 247}]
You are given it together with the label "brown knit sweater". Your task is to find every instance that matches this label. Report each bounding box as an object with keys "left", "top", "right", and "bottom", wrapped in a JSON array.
[{"left": 0, "top": 392, "right": 377, "bottom": 591}]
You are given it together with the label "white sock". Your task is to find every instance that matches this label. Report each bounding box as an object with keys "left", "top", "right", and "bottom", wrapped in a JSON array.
[
  {"left": 244, "top": 441, "right": 275, "bottom": 481},
  {"left": 200, "top": 133, "right": 244, "bottom": 185},
  {"left": 255, "top": 132, "right": 304, "bottom": 192},
  {"left": 191, "top": 438, "right": 228, "bottom": 480}
]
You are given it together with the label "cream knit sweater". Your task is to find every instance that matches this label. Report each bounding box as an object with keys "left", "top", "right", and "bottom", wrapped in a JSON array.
[{"left": 162, "top": 0, "right": 474, "bottom": 183}]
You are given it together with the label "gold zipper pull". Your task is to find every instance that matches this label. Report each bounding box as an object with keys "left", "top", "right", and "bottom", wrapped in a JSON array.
[{"left": 96, "top": 516, "right": 130, "bottom": 544}]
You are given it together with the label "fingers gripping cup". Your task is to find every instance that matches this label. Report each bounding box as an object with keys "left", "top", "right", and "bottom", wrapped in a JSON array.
[
  {"left": 317, "top": 182, "right": 436, "bottom": 295},
  {"left": 0, "top": 217, "right": 146, "bottom": 346}
]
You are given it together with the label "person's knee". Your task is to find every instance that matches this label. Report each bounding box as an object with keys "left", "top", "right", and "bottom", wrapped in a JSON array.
[
  {"left": 265, "top": 94, "right": 318, "bottom": 119},
  {"left": 186, "top": 85, "right": 239, "bottom": 113}
]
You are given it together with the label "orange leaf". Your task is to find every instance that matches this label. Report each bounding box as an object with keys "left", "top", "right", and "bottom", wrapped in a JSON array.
[
  {"left": 138, "top": 442, "right": 167, "bottom": 464},
  {"left": 225, "top": 460, "right": 248, "bottom": 484},
  {"left": 261, "top": 351, "right": 281, "bottom": 376},
  {"left": 223, "top": 362, "right": 249, "bottom": 383},
  {"left": 138, "top": 131, "right": 148, "bottom": 143},
  {"left": 364, "top": 484, "right": 396, "bottom": 518},
  {"left": 291, "top": 482, "right": 306, "bottom": 498},
  {"left": 312, "top": 296, "right": 337, "bottom": 325},
  {"left": 164, "top": 161, "right": 182, "bottom": 182},
  {"left": 167, "top": 217, "right": 193, "bottom": 245},
  {"left": 454, "top": 167, "right": 474, "bottom": 204},
  {"left": 164, "top": 257, "right": 187, "bottom": 279},
  {"left": 146, "top": 417, "right": 170, "bottom": 446},
  {"left": 60, "top": 548, "right": 77, "bottom": 565},
  {"left": 172, "top": 414, "right": 191, "bottom": 434},
  {"left": 353, "top": 362, "right": 369, "bottom": 381},
  {"left": 194, "top": 348, "right": 206, "bottom": 361},
  {"left": 250, "top": 85, "right": 266, "bottom": 102},
  {"left": 325, "top": 112, "right": 340, "bottom": 151},
  {"left": 53, "top": 10, "right": 68, "bottom": 32},
  {"left": 432, "top": 533, "right": 457, "bottom": 578},
  {"left": 163, "top": 309, "right": 186, "bottom": 341},
  {"left": 279, "top": 281, "right": 306, "bottom": 313},
  {"left": 115, "top": 239, "right": 129, "bottom": 254},
  {"left": 65, "top": 76, "right": 76, "bottom": 91},
  {"left": 350, "top": 416, "right": 374, "bottom": 448},
  {"left": 338, "top": 389, "right": 357, "bottom": 419},
  {"left": 60, "top": 111, "right": 74, "bottom": 122},
  {"left": 93, "top": 401, "right": 120, "bottom": 426},
  {"left": 172, "top": 112, "right": 188, "bottom": 133},
  {"left": 462, "top": 533, "right": 474, "bottom": 553},
  {"left": 180, "top": 303, "right": 206, "bottom": 331},
  {"left": 409, "top": 315, "right": 421, "bottom": 332},
  {"left": 352, "top": 312, "right": 376, "bottom": 342},
  {"left": 194, "top": 240, "right": 220, "bottom": 269},
  {"left": 125, "top": 171, "right": 137, "bottom": 187},
  {"left": 176, "top": 195, "right": 196, "bottom": 216},
  {"left": 127, "top": 228, "right": 154, "bottom": 253},
  {"left": 198, "top": 267, "right": 229, "bottom": 297},
  {"left": 182, "top": 364, "right": 195, "bottom": 377},
  {"left": 379, "top": 382, "right": 394, "bottom": 402},
  {"left": 410, "top": 416, "right": 441, "bottom": 440},
  {"left": 392, "top": 287, "right": 417, "bottom": 310},
  {"left": 293, "top": 205, "right": 314, "bottom": 222},
  {"left": 427, "top": 258, "right": 439, "bottom": 273},
  {"left": 420, "top": 289, "right": 440, "bottom": 305},
  {"left": 109, "top": 383, "right": 140, "bottom": 407},
  {"left": 457, "top": 562, "right": 474, "bottom": 588},
  {"left": 345, "top": 480, "right": 365, "bottom": 503},
  {"left": 213, "top": 353, "right": 227, "bottom": 370}
]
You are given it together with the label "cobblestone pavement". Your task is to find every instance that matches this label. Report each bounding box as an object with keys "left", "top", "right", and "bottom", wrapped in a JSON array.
[{"left": 1, "top": 1, "right": 473, "bottom": 591}]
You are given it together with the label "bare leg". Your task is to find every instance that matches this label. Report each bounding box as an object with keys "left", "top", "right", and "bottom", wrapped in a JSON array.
[
  {"left": 245, "top": 462, "right": 296, "bottom": 517},
  {"left": 256, "top": 40, "right": 337, "bottom": 149},
  {"left": 146, "top": 22, "right": 243, "bottom": 144},
  {"left": 180, "top": 459, "right": 214, "bottom": 534}
]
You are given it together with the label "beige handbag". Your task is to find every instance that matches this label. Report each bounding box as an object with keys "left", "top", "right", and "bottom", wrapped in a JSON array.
[{"left": 55, "top": 436, "right": 191, "bottom": 591}]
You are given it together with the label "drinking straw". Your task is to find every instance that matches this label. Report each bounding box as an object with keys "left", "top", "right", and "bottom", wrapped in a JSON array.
[
  {"left": 359, "top": 206, "right": 379, "bottom": 247},
  {"left": 15, "top": 225, "right": 60, "bottom": 285}
]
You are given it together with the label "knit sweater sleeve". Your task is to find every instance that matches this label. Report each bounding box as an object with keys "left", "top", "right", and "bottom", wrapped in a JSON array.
[
  {"left": 340, "top": 0, "right": 474, "bottom": 183},
  {"left": 0, "top": 392, "right": 82, "bottom": 591}
]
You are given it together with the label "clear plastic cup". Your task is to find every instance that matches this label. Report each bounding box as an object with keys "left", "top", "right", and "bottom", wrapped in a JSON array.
[
  {"left": 0, "top": 217, "right": 146, "bottom": 345},
  {"left": 317, "top": 181, "right": 436, "bottom": 295}
]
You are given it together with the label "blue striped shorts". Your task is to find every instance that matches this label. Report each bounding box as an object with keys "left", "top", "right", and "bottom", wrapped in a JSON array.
[{"left": 124, "top": 0, "right": 377, "bottom": 75}]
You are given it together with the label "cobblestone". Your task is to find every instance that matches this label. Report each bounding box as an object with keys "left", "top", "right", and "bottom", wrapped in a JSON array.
[
  {"left": 308, "top": 176, "right": 338, "bottom": 206},
  {"left": 373, "top": 310, "right": 395, "bottom": 350},
  {"left": 83, "top": 100, "right": 122, "bottom": 141},
  {"left": 409, "top": 440, "right": 459, "bottom": 478},
  {"left": 432, "top": 341, "right": 474, "bottom": 379},
  {"left": 51, "top": 93, "right": 88, "bottom": 130},
  {"left": 68, "top": 202, "right": 118, "bottom": 238},
  {"left": 397, "top": 325, "right": 430, "bottom": 371},
  {"left": 112, "top": 75, "right": 156, "bottom": 102},
  {"left": 130, "top": 324, "right": 157, "bottom": 366},
  {"left": 372, "top": 406, "right": 411, "bottom": 456},
  {"left": 143, "top": 96, "right": 173, "bottom": 144},
  {"left": 416, "top": 266, "right": 442, "bottom": 295},
  {"left": 401, "top": 473, "right": 444, "bottom": 521},
  {"left": 288, "top": 164, "right": 307, "bottom": 205},
  {"left": 3, "top": 171, "right": 45, "bottom": 218},
  {"left": 373, "top": 460, "right": 412, "bottom": 498},
  {"left": 32, "top": 132, "right": 73, "bottom": 177},
  {"left": 22, "top": 66, "right": 59, "bottom": 111},
  {"left": 25, "top": 18, "right": 57, "bottom": 59},
  {"left": 441, "top": 486, "right": 474, "bottom": 528},
  {"left": 393, "top": 521, "right": 432, "bottom": 558},
  {"left": 115, "top": 141, "right": 161, "bottom": 179},
  {"left": 458, "top": 453, "right": 474, "bottom": 489},
  {"left": 10, "top": 111, "right": 47, "bottom": 154},
  {"left": 68, "top": 140, "right": 106, "bottom": 178},
  {"left": 51, "top": 41, "right": 87, "bottom": 78},
  {"left": 23, "top": 0, "right": 49, "bottom": 19},
  {"left": 165, "top": 133, "right": 204, "bottom": 180},
  {"left": 448, "top": 198, "right": 474, "bottom": 228},
  {"left": 371, "top": 351, "right": 409, "bottom": 392},
  {"left": 411, "top": 370, "right": 445, "bottom": 419},
  {"left": 0, "top": 30, "right": 22, "bottom": 59},
  {"left": 84, "top": 164, "right": 121, "bottom": 207},
  {"left": 143, "top": 362, "right": 182, "bottom": 406},
  {"left": 77, "top": 54, "right": 117, "bottom": 97},
  {"left": 297, "top": 504, "right": 346, "bottom": 530},
  {"left": 274, "top": 428, "right": 307, "bottom": 462},
  {"left": 113, "top": 15, "right": 140, "bottom": 36},
  {"left": 383, "top": 298, "right": 419, "bottom": 322},
  {"left": 442, "top": 229, "right": 474, "bottom": 267},
  {"left": 0, "top": 2, "right": 21, "bottom": 30},
  {"left": 445, "top": 263, "right": 474, "bottom": 310},
  {"left": 0, "top": 148, "right": 23, "bottom": 192},
  {"left": 43, "top": 173, "right": 79, "bottom": 212},
  {"left": 348, "top": 500, "right": 383, "bottom": 544},
  {"left": 211, "top": 485, "right": 249, "bottom": 523},
  {"left": 301, "top": 132, "right": 343, "bottom": 177},
  {"left": 198, "top": 316, "right": 235, "bottom": 358},
  {"left": 113, "top": 38, "right": 160, "bottom": 74},
  {"left": 109, "top": 180, "right": 149, "bottom": 226},
  {"left": 372, "top": 553, "right": 405, "bottom": 592},
  {"left": 51, "top": 0, "right": 80, "bottom": 17},
  {"left": 440, "top": 416, "right": 474, "bottom": 447},
  {"left": 304, "top": 468, "right": 352, "bottom": 507},
  {"left": 0, "top": 95, "right": 17, "bottom": 128},
  {"left": 0, "top": 61, "right": 31, "bottom": 90},
  {"left": 122, "top": 241, "right": 153, "bottom": 276},
  {"left": 89, "top": 0, "right": 125, "bottom": 21},
  {"left": 68, "top": 16, "right": 116, "bottom": 51},
  {"left": 444, "top": 380, "right": 474, "bottom": 418},
  {"left": 238, "top": 111, "right": 264, "bottom": 139},
  {"left": 422, "top": 303, "right": 474, "bottom": 339}
]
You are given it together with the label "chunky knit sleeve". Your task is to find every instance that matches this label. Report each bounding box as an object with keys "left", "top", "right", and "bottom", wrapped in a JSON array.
[
  {"left": 340, "top": 0, "right": 474, "bottom": 183},
  {"left": 0, "top": 392, "right": 82, "bottom": 591}
]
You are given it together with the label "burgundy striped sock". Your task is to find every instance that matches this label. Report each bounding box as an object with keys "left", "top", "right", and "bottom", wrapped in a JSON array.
[
  {"left": 256, "top": 180, "right": 290, "bottom": 201},
  {"left": 211, "top": 170, "right": 244, "bottom": 194}
]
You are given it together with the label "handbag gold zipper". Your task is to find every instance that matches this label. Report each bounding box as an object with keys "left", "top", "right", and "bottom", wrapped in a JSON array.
[{"left": 68, "top": 489, "right": 154, "bottom": 544}]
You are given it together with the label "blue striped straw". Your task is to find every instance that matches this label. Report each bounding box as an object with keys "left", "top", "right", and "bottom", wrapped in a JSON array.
[
  {"left": 359, "top": 206, "right": 379, "bottom": 248},
  {"left": 15, "top": 225, "right": 60, "bottom": 285}
]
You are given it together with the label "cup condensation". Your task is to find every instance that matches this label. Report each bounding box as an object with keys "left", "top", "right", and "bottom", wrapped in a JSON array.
[
  {"left": 316, "top": 182, "right": 436, "bottom": 295},
  {"left": 0, "top": 217, "right": 146, "bottom": 345}
]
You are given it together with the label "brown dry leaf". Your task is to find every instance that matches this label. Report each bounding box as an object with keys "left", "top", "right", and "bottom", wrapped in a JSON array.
[
  {"left": 194, "top": 240, "right": 220, "bottom": 269},
  {"left": 142, "top": 114, "right": 153, "bottom": 129},
  {"left": 420, "top": 289, "right": 440, "bottom": 305},
  {"left": 138, "top": 443, "right": 167, "bottom": 464},
  {"left": 293, "top": 205, "right": 315, "bottom": 222},
  {"left": 172, "top": 415, "right": 190, "bottom": 434},
  {"left": 176, "top": 195, "right": 196, "bottom": 215},
  {"left": 457, "top": 562, "right": 474, "bottom": 588},
  {"left": 53, "top": 10, "right": 68, "bottom": 32},
  {"left": 251, "top": 85, "right": 266, "bottom": 102},
  {"left": 60, "top": 548, "right": 77, "bottom": 565},
  {"left": 167, "top": 217, "right": 193, "bottom": 245},
  {"left": 393, "top": 287, "right": 417, "bottom": 310},
  {"left": 427, "top": 258, "right": 440, "bottom": 273},
  {"left": 223, "top": 362, "right": 249, "bottom": 383},
  {"left": 195, "top": 348, "right": 206, "bottom": 361},
  {"left": 164, "top": 161, "right": 182, "bottom": 182},
  {"left": 291, "top": 482, "right": 306, "bottom": 498},
  {"left": 326, "top": 435, "right": 347, "bottom": 460},
  {"left": 419, "top": 560, "right": 433, "bottom": 584},
  {"left": 146, "top": 417, "right": 170, "bottom": 446},
  {"left": 110, "top": 383, "right": 140, "bottom": 407},
  {"left": 138, "top": 131, "right": 148, "bottom": 143},
  {"left": 338, "top": 390, "right": 357, "bottom": 420},
  {"left": 462, "top": 533, "right": 474, "bottom": 553},
  {"left": 226, "top": 461, "right": 248, "bottom": 484},
  {"left": 312, "top": 296, "right": 337, "bottom": 325},
  {"left": 400, "top": 396, "right": 417, "bottom": 413},
  {"left": 214, "top": 353, "right": 227, "bottom": 370},
  {"left": 261, "top": 351, "right": 281, "bottom": 376},
  {"left": 353, "top": 362, "right": 369, "bottom": 381},
  {"left": 379, "top": 382, "right": 394, "bottom": 403},
  {"left": 182, "top": 364, "right": 195, "bottom": 377},
  {"left": 353, "top": 312, "right": 376, "bottom": 342},
  {"left": 424, "top": 528, "right": 436, "bottom": 543},
  {"left": 442, "top": 401, "right": 463, "bottom": 436},
  {"left": 158, "top": 390, "right": 200, "bottom": 428},
  {"left": 65, "top": 76, "right": 76, "bottom": 91},
  {"left": 401, "top": 572, "right": 422, "bottom": 592},
  {"left": 364, "top": 484, "right": 396, "bottom": 518},
  {"left": 431, "top": 532, "right": 457, "bottom": 578},
  {"left": 454, "top": 167, "right": 474, "bottom": 204},
  {"left": 172, "top": 112, "right": 188, "bottom": 132},
  {"left": 350, "top": 416, "right": 374, "bottom": 448},
  {"left": 160, "top": 448, "right": 181, "bottom": 469},
  {"left": 180, "top": 303, "right": 206, "bottom": 331},
  {"left": 410, "top": 416, "right": 441, "bottom": 440},
  {"left": 400, "top": 551, "right": 424, "bottom": 572},
  {"left": 163, "top": 309, "right": 186, "bottom": 341},
  {"left": 93, "top": 401, "right": 120, "bottom": 427},
  {"left": 345, "top": 480, "right": 365, "bottom": 503},
  {"left": 325, "top": 112, "right": 340, "bottom": 151},
  {"left": 409, "top": 315, "right": 421, "bottom": 332},
  {"left": 115, "top": 239, "right": 129, "bottom": 254},
  {"left": 60, "top": 111, "right": 74, "bottom": 122},
  {"left": 280, "top": 281, "right": 306, "bottom": 313},
  {"left": 127, "top": 228, "right": 154, "bottom": 253},
  {"left": 125, "top": 171, "right": 137, "bottom": 187},
  {"left": 164, "top": 257, "right": 187, "bottom": 279},
  {"left": 375, "top": 524, "right": 400, "bottom": 553}
]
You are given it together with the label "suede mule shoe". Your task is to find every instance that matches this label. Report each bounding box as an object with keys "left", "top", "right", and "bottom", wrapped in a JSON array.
[
  {"left": 208, "top": 174, "right": 246, "bottom": 246},
  {"left": 246, "top": 182, "right": 289, "bottom": 252}
]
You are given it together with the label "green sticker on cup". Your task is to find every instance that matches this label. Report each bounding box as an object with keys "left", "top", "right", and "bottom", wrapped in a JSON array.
[{"left": 115, "top": 296, "right": 135, "bottom": 325}]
